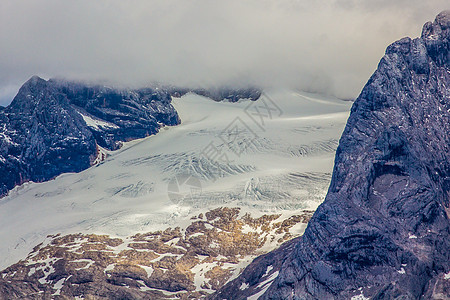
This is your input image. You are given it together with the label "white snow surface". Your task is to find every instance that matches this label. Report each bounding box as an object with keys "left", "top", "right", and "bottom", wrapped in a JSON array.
[
  {"left": 248, "top": 270, "right": 279, "bottom": 300},
  {"left": 78, "top": 112, "right": 120, "bottom": 130},
  {"left": 351, "top": 293, "right": 370, "bottom": 300},
  {"left": 0, "top": 89, "right": 351, "bottom": 270}
]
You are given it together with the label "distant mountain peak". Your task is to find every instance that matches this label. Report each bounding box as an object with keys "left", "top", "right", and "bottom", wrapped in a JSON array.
[
  {"left": 0, "top": 78, "right": 180, "bottom": 197},
  {"left": 26, "top": 75, "right": 45, "bottom": 84},
  {"left": 421, "top": 10, "right": 449, "bottom": 67}
]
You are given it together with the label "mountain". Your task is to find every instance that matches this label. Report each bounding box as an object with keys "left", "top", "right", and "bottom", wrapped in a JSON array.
[
  {"left": 0, "top": 77, "right": 263, "bottom": 198},
  {"left": 4, "top": 10, "right": 447, "bottom": 299},
  {"left": 0, "top": 89, "right": 352, "bottom": 298},
  {"left": 212, "top": 10, "right": 450, "bottom": 299},
  {"left": 170, "top": 87, "right": 262, "bottom": 103},
  {"left": 0, "top": 76, "right": 180, "bottom": 197}
]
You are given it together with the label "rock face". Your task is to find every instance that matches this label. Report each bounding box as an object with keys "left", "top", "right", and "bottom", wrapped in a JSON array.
[
  {"left": 0, "top": 208, "right": 313, "bottom": 299},
  {"left": 0, "top": 76, "right": 180, "bottom": 197},
  {"left": 169, "top": 86, "right": 262, "bottom": 102},
  {"left": 212, "top": 11, "right": 450, "bottom": 299},
  {"left": 189, "top": 87, "right": 261, "bottom": 103}
]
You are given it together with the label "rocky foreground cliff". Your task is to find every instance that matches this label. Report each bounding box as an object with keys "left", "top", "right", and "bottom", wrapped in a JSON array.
[{"left": 212, "top": 11, "right": 450, "bottom": 299}]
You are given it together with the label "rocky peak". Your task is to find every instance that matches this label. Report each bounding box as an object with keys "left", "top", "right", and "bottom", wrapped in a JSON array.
[
  {"left": 0, "top": 75, "right": 262, "bottom": 198},
  {"left": 7, "top": 76, "right": 50, "bottom": 111},
  {"left": 423, "top": 10, "right": 450, "bottom": 36},
  {"left": 421, "top": 10, "right": 449, "bottom": 67},
  {"left": 23, "top": 75, "right": 46, "bottom": 87},
  {"left": 212, "top": 11, "right": 450, "bottom": 300},
  {"left": 0, "top": 77, "right": 180, "bottom": 197}
]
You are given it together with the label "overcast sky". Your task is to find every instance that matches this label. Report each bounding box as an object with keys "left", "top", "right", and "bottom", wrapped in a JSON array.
[{"left": 0, "top": 0, "right": 448, "bottom": 105}]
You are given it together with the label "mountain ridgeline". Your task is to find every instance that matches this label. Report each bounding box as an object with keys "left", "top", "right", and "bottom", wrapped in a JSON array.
[
  {"left": 212, "top": 10, "right": 450, "bottom": 299},
  {"left": 0, "top": 78, "right": 261, "bottom": 197},
  {"left": 0, "top": 77, "right": 180, "bottom": 197}
]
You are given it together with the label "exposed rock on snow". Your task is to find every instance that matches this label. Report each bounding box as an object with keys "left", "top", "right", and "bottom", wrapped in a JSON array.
[
  {"left": 0, "top": 88, "right": 351, "bottom": 272},
  {"left": 0, "top": 208, "right": 313, "bottom": 299}
]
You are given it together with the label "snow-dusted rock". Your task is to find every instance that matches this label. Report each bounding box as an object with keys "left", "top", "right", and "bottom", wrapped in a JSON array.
[{"left": 0, "top": 76, "right": 180, "bottom": 197}]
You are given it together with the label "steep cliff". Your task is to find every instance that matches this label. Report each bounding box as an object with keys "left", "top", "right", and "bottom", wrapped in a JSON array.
[{"left": 213, "top": 10, "right": 450, "bottom": 300}]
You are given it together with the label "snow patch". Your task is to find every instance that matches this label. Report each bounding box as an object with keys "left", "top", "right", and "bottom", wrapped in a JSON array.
[
  {"left": 79, "top": 112, "right": 119, "bottom": 130},
  {"left": 248, "top": 271, "right": 279, "bottom": 300},
  {"left": 191, "top": 261, "right": 219, "bottom": 292},
  {"left": 37, "top": 261, "right": 56, "bottom": 284},
  {"left": 52, "top": 277, "right": 66, "bottom": 296},
  {"left": 150, "top": 252, "right": 183, "bottom": 262},
  {"left": 0, "top": 125, "right": 19, "bottom": 146},
  {"left": 136, "top": 280, "right": 151, "bottom": 291},
  {"left": 164, "top": 237, "right": 180, "bottom": 247},
  {"left": 138, "top": 265, "right": 154, "bottom": 277},
  {"left": 189, "top": 232, "right": 205, "bottom": 238},
  {"left": 351, "top": 292, "right": 370, "bottom": 300},
  {"left": 240, "top": 282, "right": 249, "bottom": 290},
  {"left": 263, "top": 265, "right": 273, "bottom": 277},
  {"left": 72, "top": 259, "right": 95, "bottom": 270},
  {"left": 104, "top": 263, "right": 116, "bottom": 275}
]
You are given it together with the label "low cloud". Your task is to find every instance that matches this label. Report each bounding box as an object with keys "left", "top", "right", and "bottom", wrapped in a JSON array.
[{"left": 0, "top": 0, "right": 448, "bottom": 105}]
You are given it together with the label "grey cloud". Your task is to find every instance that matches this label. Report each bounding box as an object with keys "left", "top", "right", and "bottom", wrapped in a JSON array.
[{"left": 0, "top": 0, "right": 448, "bottom": 105}]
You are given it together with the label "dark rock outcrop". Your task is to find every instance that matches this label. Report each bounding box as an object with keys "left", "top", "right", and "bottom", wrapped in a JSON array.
[
  {"left": 0, "top": 76, "right": 180, "bottom": 197},
  {"left": 169, "top": 86, "right": 262, "bottom": 102},
  {"left": 190, "top": 87, "right": 261, "bottom": 102},
  {"left": 212, "top": 10, "right": 450, "bottom": 299}
]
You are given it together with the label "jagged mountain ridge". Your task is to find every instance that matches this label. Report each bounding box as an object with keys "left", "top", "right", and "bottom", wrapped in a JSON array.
[
  {"left": 212, "top": 10, "right": 450, "bottom": 299},
  {"left": 0, "top": 76, "right": 180, "bottom": 197},
  {"left": 0, "top": 77, "right": 262, "bottom": 198},
  {"left": 169, "top": 86, "right": 262, "bottom": 103}
]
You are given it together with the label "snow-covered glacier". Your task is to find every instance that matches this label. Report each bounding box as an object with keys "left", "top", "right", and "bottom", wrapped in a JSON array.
[{"left": 0, "top": 89, "right": 351, "bottom": 273}]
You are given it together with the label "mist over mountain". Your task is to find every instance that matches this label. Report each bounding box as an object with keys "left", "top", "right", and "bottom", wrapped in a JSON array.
[
  {"left": 0, "top": 76, "right": 264, "bottom": 197},
  {"left": 0, "top": 76, "right": 182, "bottom": 197},
  {"left": 0, "top": 2, "right": 449, "bottom": 299},
  {"left": 1, "top": 0, "right": 449, "bottom": 105}
]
